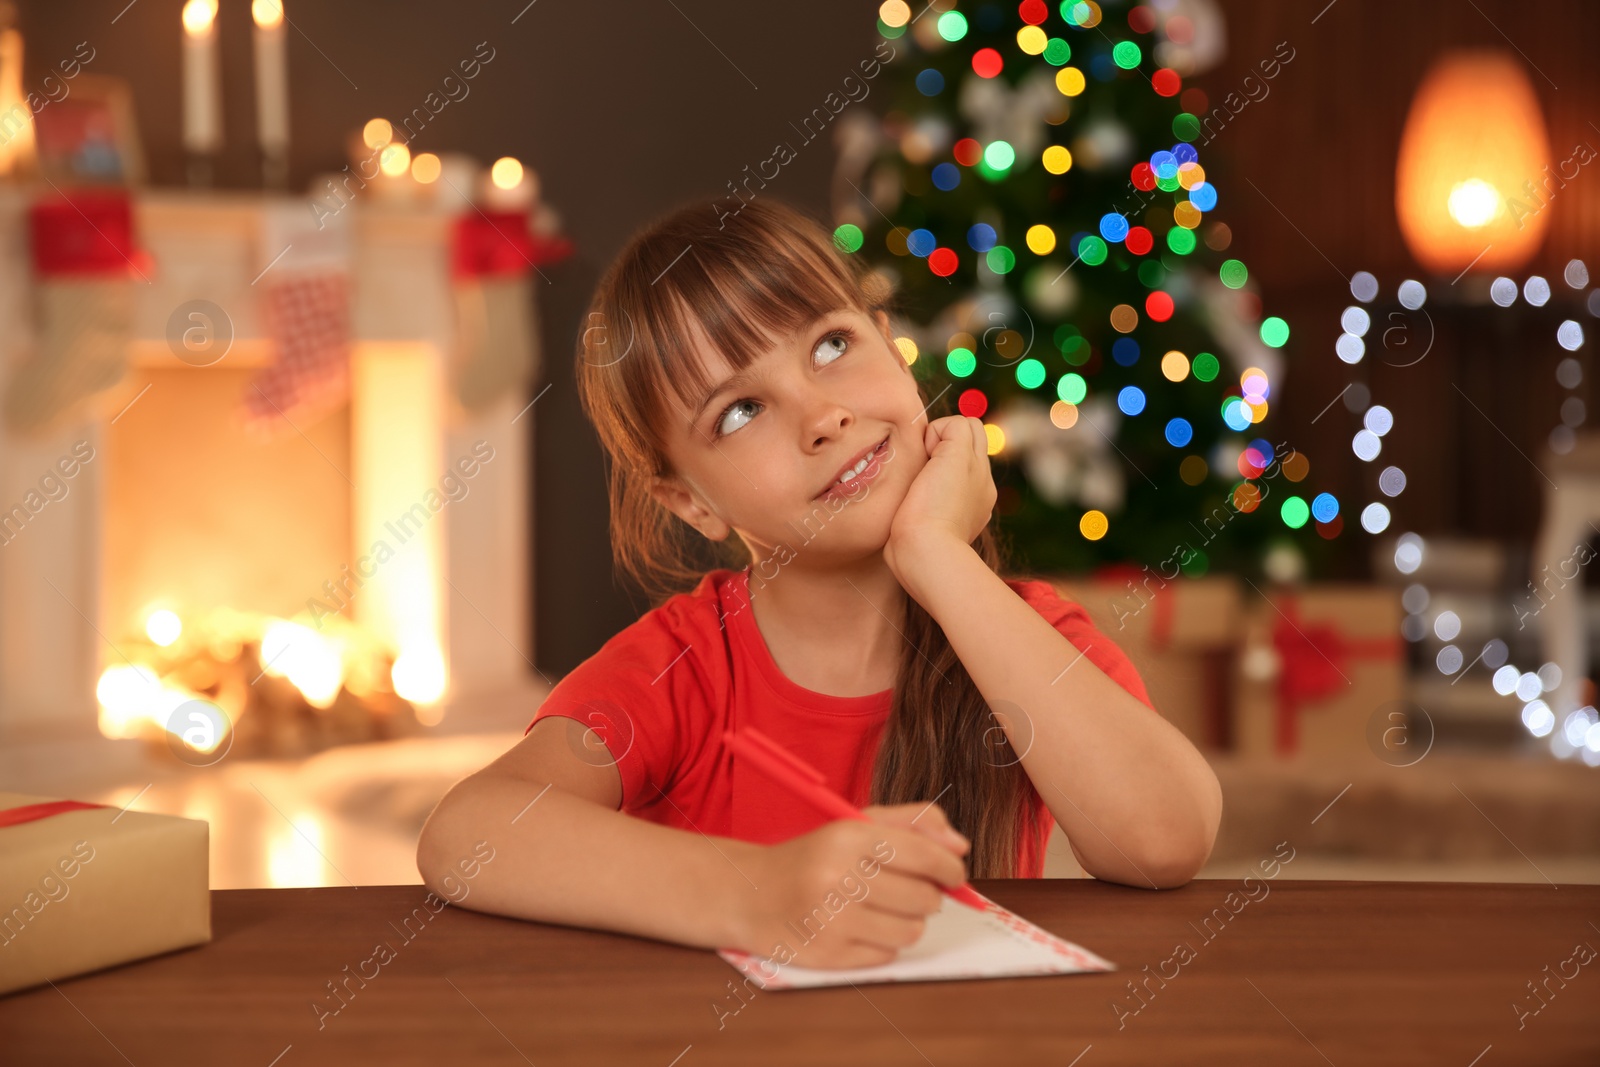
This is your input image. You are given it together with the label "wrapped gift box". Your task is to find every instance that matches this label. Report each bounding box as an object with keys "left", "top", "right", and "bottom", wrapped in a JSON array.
[
  {"left": 1044, "top": 569, "right": 1244, "bottom": 750},
  {"left": 1231, "top": 584, "right": 1407, "bottom": 760},
  {"left": 0, "top": 793, "right": 210, "bottom": 997}
]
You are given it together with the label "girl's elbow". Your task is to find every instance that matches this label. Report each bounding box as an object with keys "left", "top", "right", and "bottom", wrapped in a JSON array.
[
  {"left": 415, "top": 807, "right": 493, "bottom": 907},
  {"left": 1136, "top": 813, "right": 1219, "bottom": 888},
  {"left": 415, "top": 789, "right": 471, "bottom": 888},
  {"left": 1141, "top": 846, "right": 1209, "bottom": 889},
  {"left": 415, "top": 808, "right": 451, "bottom": 888},
  {"left": 1087, "top": 854, "right": 1195, "bottom": 890},
  {"left": 1154, "top": 766, "right": 1223, "bottom": 884}
]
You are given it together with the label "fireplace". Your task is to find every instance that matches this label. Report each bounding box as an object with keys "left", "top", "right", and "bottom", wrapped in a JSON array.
[{"left": 0, "top": 188, "right": 540, "bottom": 754}]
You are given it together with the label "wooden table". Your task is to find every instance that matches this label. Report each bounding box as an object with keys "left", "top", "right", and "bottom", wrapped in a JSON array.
[{"left": 2, "top": 880, "right": 1596, "bottom": 1065}]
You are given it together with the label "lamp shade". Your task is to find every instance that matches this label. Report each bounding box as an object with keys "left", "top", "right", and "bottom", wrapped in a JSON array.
[{"left": 1395, "top": 49, "right": 1552, "bottom": 275}]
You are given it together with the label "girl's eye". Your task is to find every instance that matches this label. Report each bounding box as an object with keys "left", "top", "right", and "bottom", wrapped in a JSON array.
[
  {"left": 716, "top": 399, "right": 760, "bottom": 438},
  {"left": 712, "top": 326, "right": 857, "bottom": 439},
  {"left": 814, "top": 329, "right": 853, "bottom": 366}
]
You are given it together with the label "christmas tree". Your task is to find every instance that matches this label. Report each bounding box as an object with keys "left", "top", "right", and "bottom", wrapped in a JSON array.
[{"left": 834, "top": 0, "right": 1340, "bottom": 583}]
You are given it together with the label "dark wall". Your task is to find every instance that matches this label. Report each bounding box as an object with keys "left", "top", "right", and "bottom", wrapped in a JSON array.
[
  {"left": 15, "top": 0, "right": 1600, "bottom": 674},
  {"left": 1204, "top": 0, "right": 1600, "bottom": 568},
  {"left": 16, "top": 0, "right": 881, "bottom": 675}
]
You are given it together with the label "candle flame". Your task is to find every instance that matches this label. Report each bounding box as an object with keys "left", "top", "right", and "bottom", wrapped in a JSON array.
[
  {"left": 252, "top": 0, "right": 284, "bottom": 29},
  {"left": 182, "top": 0, "right": 218, "bottom": 36}
]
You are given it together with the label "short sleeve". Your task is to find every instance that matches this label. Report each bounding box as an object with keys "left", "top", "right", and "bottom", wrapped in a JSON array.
[
  {"left": 526, "top": 603, "right": 721, "bottom": 810},
  {"left": 1009, "top": 578, "right": 1160, "bottom": 714}
]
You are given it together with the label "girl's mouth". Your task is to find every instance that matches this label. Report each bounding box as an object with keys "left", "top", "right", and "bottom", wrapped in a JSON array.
[{"left": 815, "top": 435, "right": 892, "bottom": 503}]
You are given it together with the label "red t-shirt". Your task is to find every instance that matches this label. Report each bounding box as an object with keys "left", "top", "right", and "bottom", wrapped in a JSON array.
[{"left": 525, "top": 567, "right": 1157, "bottom": 877}]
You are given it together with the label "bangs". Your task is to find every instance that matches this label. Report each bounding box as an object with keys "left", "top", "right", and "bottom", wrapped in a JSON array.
[{"left": 620, "top": 208, "right": 876, "bottom": 429}]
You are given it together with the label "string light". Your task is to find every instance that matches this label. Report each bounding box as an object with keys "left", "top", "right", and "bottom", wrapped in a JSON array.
[
  {"left": 410, "top": 152, "right": 441, "bottom": 183},
  {"left": 877, "top": 1, "right": 910, "bottom": 28},
  {"left": 378, "top": 142, "right": 410, "bottom": 177},
  {"left": 984, "top": 423, "right": 1005, "bottom": 454},
  {"left": 1397, "top": 279, "right": 1427, "bottom": 309},
  {"left": 1330, "top": 271, "right": 1596, "bottom": 762},
  {"left": 840, "top": 5, "right": 1448, "bottom": 742},
  {"left": 1055, "top": 67, "right": 1086, "bottom": 96},
  {"left": 1057, "top": 373, "right": 1086, "bottom": 404},
  {"left": 936, "top": 10, "right": 968, "bottom": 41},
  {"left": 490, "top": 156, "right": 524, "bottom": 189},
  {"left": 361, "top": 118, "right": 393, "bottom": 150}
]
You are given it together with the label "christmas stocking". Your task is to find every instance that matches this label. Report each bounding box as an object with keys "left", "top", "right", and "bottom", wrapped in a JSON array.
[
  {"left": 450, "top": 207, "right": 569, "bottom": 414},
  {"left": 452, "top": 274, "right": 537, "bottom": 413},
  {"left": 6, "top": 279, "right": 132, "bottom": 434},
  {"left": 238, "top": 203, "right": 353, "bottom": 438},
  {"left": 5, "top": 192, "right": 137, "bottom": 435},
  {"left": 239, "top": 272, "right": 351, "bottom": 437}
]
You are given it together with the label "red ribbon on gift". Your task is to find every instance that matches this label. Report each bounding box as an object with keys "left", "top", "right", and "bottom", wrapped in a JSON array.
[
  {"left": 0, "top": 799, "right": 112, "bottom": 829},
  {"left": 450, "top": 213, "right": 573, "bottom": 280},
  {"left": 1091, "top": 561, "right": 1176, "bottom": 651},
  {"left": 29, "top": 190, "right": 151, "bottom": 278},
  {"left": 1271, "top": 595, "right": 1403, "bottom": 755}
]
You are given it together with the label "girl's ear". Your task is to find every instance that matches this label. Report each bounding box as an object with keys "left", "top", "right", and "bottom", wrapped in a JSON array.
[
  {"left": 872, "top": 308, "right": 893, "bottom": 345},
  {"left": 648, "top": 475, "right": 733, "bottom": 543}
]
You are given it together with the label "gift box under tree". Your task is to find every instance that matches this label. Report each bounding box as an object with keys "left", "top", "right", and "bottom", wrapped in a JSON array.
[
  {"left": 1045, "top": 566, "right": 1244, "bottom": 751},
  {"left": 1231, "top": 584, "right": 1407, "bottom": 760}
]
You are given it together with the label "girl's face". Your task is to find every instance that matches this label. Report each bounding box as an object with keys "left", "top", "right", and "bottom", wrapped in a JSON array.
[{"left": 650, "top": 305, "right": 930, "bottom": 568}]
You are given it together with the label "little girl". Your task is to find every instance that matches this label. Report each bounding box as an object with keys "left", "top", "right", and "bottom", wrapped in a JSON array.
[{"left": 417, "top": 197, "right": 1221, "bottom": 969}]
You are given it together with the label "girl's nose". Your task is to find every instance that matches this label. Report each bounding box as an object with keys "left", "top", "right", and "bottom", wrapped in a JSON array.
[
  {"left": 804, "top": 402, "right": 853, "bottom": 452},
  {"left": 799, "top": 380, "right": 854, "bottom": 450}
]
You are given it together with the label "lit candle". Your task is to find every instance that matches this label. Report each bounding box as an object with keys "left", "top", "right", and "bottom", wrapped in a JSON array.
[
  {"left": 0, "top": 21, "right": 35, "bottom": 177},
  {"left": 373, "top": 137, "right": 415, "bottom": 202},
  {"left": 252, "top": 0, "right": 289, "bottom": 183},
  {"left": 483, "top": 156, "right": 535, "bottom": 211},
  {"left": 410, "top": 151, "right": 442, "bottom": 203},
  {"left": 182, "top": 0, "right": 222, "bottom": 157}
]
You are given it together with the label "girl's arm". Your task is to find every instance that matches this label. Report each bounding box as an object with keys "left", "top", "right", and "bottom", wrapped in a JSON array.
[
  {"left": 891, "top": 537, "right": 1222, "bottom": 887},
  {"left": 415, "top": 716, "right": 970, "bottom": 964},
  {"left": 416, "top": 721, "right": 755, "bottom": 950},
  {"left": 884, "top": 417, "right": 1223, "bottom": 889}
]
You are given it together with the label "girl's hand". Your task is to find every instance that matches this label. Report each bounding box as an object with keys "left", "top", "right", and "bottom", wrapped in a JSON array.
[
  {"left": 884, "top": 415, "right": 996, "bottom": 579},
  {"left": 734, "top": 803, "right": 970, "bottom": 970}
]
